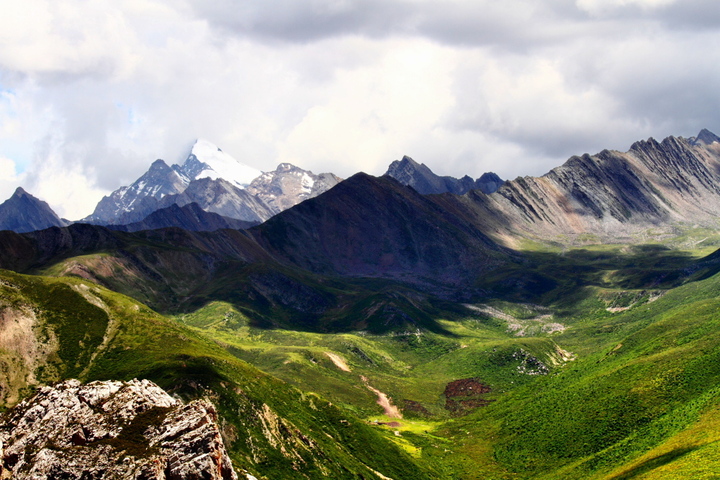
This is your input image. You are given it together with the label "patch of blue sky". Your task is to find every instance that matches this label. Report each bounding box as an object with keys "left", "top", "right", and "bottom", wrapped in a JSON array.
[
  {"left": 115, "top": 102, "right": 143, "bottom": 127},
  {"left": 0, "top": 143, "right": 29, "bottom": 175}
]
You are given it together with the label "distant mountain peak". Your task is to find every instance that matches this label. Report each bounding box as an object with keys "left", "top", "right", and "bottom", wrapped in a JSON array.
[
  {"left": 180, "top": 139, "right": 261, "bottom": 188},
  {"left": 83, "top": 141, "right": 342, "bottom": 228},
  {"left": 691, "top": 128, "right": 720, "bottom": 146},
  {"left": 246, "top": 163, "right": 342, "bottom": 214},
  {"left": 149, "top": 158, "right": 170, "bottom": 169},
  {"left": 399, "top": 155, "right": 419, "bottom": 165},
  {"left": 385, "top": 156, "right": 503, "bottom": 195},
  {"left": 0, "top": 187, "right": 69, "bottom": 233}
]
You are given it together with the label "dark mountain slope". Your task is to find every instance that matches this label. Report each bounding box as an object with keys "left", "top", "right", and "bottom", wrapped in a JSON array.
[
  {"left": 0, "top": 187, "right": 69, "bottom": 233},
  {"left": 107, "top": 202, "right": 257, "bottom": 232},
  {"left": 0, "top": 174, "right": 513, "bottom": 331},
  {"left": 0, "top": 223, "right": 275, "bottom": 311},
  {"left": 252, "top": 172, "right": 509, "bottom": 283}
]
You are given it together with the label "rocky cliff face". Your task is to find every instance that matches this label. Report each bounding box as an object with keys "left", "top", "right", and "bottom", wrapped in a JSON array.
[
  {"left": 0, "top": 188, "right": 70, "bottom": 233},
  {"left": 439, "top": 131, "right": 720, "bottom": 245},
  {"left": 160, "top": 177, "right": 275, "bottom": 223},
  {"left": 0, "top": 379, "right": 238, "bottom": 480},
  {"left": 246, "top": 163, "right": 342, "bottom": 214}
]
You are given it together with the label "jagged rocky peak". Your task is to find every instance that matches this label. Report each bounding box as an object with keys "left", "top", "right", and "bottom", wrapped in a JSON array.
[
  {"left": 246, "top": 162, "right": 342, "bottom": 214},
  {"left": 82, "top": 158, "right": 190, "bottom": 224},
  {"left": 160, "top": 177, "right": 276, "bottom": 223},
  {"left": 385, "top": 155, "right": 503, "bottom": 195},
  {"left": 690, "top": 128, "right": 720, "bottom": 146},
  {"left": 82, "top": 140, "right": 338, "bottom": 227},
  {"left": 0, "top": 187, "right": 69, "bottom": 233},
  {"left": 181, "top": 138, "right": 262, "bottom": 189},
  {"left": 0, "top": 378, "right": 238, "bottom": 479},
  {"left": 477, "top": 172, "right": 504, "bottom": 194}
]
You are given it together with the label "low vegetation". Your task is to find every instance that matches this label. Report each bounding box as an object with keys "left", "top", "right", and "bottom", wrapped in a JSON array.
[{"left": 5, "top": 227, "right": 720, "bottom": 478}]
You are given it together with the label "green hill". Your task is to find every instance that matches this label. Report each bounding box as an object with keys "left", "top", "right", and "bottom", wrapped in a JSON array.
[{"left": 0, "top": 269, "right": 433, "bottom": 479}]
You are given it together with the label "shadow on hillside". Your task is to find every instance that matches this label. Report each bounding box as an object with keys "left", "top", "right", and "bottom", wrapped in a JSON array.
[
  {"left": 480, "top": 244, "right": 720, "bottom": 303},
  {"left": 609, "top": 447, "right": 697, "bottom": 479},
  {"left": 179, "top": 244, "right": 720, "bottom": 335}
]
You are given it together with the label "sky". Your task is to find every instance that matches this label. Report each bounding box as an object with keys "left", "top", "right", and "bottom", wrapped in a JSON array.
[{"left": 1, "top": 0, "right": 720, "bottom": 219}]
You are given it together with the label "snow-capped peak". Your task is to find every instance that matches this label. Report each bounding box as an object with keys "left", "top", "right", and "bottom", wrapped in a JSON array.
[{"left": 181, "top": 139, "right": 262, "bottom": 188}]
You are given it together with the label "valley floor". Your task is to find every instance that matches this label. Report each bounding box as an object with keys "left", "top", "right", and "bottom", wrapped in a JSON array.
[{"left": 174, "top": 231, "right": 720, "bottom": 479}]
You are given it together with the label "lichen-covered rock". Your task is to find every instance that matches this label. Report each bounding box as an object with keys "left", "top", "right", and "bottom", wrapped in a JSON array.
[{"left": 0, "top": 379, "right": 238, "bottom": 479}]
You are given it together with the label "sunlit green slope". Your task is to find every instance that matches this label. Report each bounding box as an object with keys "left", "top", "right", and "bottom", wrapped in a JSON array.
[
  {"left": 177, "top": 243, "right": 720, "bottom": 479},
  {"left": 0, "top": 269, "right": 433, "bottom": 480}
]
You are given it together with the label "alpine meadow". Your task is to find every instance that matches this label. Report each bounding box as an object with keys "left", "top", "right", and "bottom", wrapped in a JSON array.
[{"left": 3, "top": 129, "right": 720, "bottom": 478}]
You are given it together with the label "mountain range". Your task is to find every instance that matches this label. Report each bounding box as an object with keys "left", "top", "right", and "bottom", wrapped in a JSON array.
[
  {"left": 385, "top": 155, "right": 503, "bottom": 195},
  {"left": 75, "top": 138, "right": 342, "bottom": 229},
  {"left": 4, "top": 129, "right": 720, "bottom": 478},
  {"left": 0, "top": 138, "right": 507, "bottom": 235}
]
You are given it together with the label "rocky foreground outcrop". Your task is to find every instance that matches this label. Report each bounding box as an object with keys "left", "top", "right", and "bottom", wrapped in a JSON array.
[{"left": 0, "top": 379, "right": 238, "bottom": 479}]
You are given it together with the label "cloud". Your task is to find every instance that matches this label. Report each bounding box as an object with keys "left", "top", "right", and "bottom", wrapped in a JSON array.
[
  {"left": 576, "top": 0, "right": 678, "bottom": 16},
  {"left": 187, "top": 0, "right": 576, "bottom": 49},
  {"left": 1, "top": 0, "right": 720, "bottom": 218},
  {"left": 0, "top": 156, "right": 24, "bottom": 204}
]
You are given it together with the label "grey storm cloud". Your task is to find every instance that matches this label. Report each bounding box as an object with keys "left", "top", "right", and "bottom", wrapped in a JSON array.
[{"left": 188, "top": 0, "right": 577, "bottom": 48}]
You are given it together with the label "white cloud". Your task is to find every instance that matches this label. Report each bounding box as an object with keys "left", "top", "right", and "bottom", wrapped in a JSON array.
[
  {"left": 21, "top": 135, "right": 107, "bottom": 220},
  {"left": 0, "top": 156, "right": 24, "bottom": 203},
  {"left": 0, "top": 0, "right": 719, "bottom": 217},
  {"left": 277, "top": 38, "right": 457, "bottom": 176}
]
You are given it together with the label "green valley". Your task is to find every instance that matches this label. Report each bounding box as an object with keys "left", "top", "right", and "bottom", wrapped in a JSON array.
[{"left": 5, "top": 132, "right": 720, "bottom": 478}]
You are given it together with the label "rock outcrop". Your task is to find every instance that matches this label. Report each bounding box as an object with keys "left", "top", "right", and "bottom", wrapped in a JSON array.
[{"left": 0, "top": 379, "right": 238, "bottom": 480}]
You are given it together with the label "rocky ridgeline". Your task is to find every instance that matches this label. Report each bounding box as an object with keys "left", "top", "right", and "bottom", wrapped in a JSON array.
[
  {"left": 385, "top": 155, "right": 503, "bottom": 195},
  {"left": 83, "top": 140, "right": 342, "bottom": 228},
  {"left": 0, "top": 379, "right": 238, "bottom": 479}
]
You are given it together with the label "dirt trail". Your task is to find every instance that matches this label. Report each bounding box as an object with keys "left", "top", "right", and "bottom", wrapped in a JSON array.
[
  {"left": 325, "top": 352, "right": 351, "bottom": 372},
  {"left": 360, "top": 375, "right": 402, "bottom": 419}
]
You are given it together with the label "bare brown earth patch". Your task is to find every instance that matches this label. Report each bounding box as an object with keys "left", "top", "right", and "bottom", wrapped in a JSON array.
[
  {"left": 360, "top": 375, "right": 402, "bottom": 419},
  {"left": 443, "top": 378, "right": 493, "bottom": 414},
  {"left": 403, "top": 399, "right": 431, "bottom": 417}
]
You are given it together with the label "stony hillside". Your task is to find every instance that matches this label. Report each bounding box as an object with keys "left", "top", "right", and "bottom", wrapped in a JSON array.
[
  {"left": 456, "top": 131, "right": 720, "bottom": 245},
  {"left": 0, "top": 270, "right": 433, "bottom": 479},
  {"left": 0, "top": 379, "right": 237, "bottom": 479}
]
